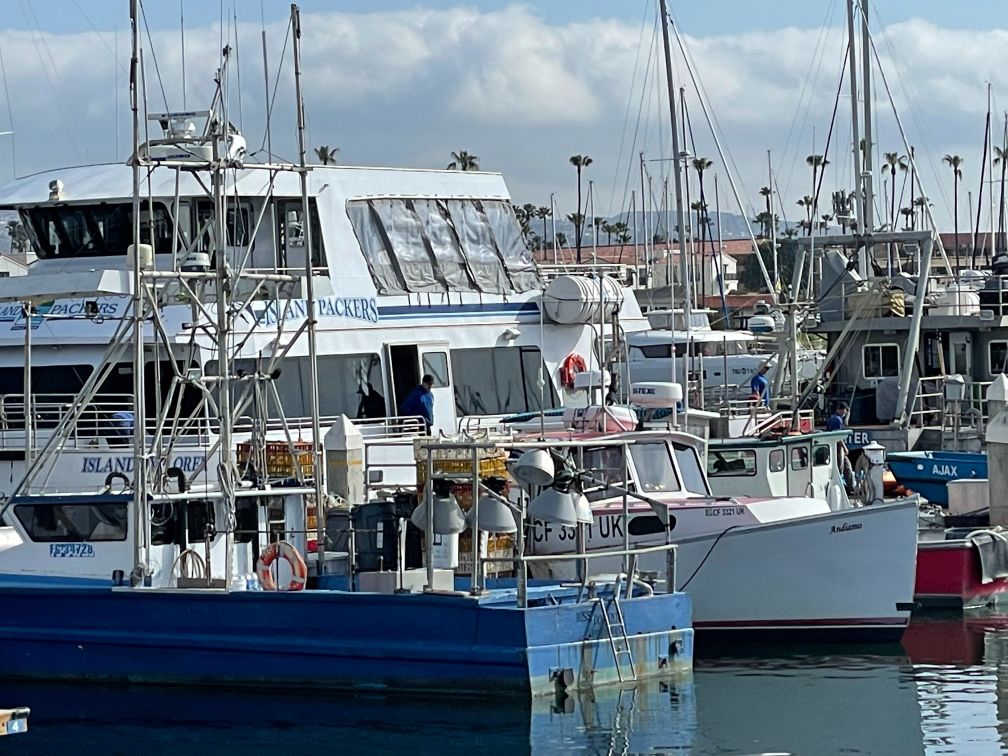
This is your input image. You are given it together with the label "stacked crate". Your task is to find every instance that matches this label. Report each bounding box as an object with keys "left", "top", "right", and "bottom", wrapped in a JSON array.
[{"left": 413, "top": 439, "right": 514, "bottom": 577}]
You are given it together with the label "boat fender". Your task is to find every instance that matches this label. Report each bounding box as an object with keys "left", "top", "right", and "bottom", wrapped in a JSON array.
[
  {"left": 165, "top": 466, "right": 188, "bottom": 493},
  {"left": 256, "top": 541, "right": 308, "bottom": 591},
  {"left": 103, "top": 472, "right": 130, "bottom": 492},
  {"left": 559, "top": 353, "right": 587, "bottom": 390}
]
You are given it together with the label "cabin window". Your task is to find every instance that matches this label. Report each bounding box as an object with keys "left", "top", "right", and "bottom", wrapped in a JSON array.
[
  {"left": 421, "top": 352, "right": 449, "bottom": 386},
  {"left": 192, "top": 200, "right": 252, "bottom": 253},
  {"left": 581, "top": 446, "right": 631, "bottom": 502},
  {"left": 23, "top": 202, "right": 178, "bottom": 259},
  {"left": 990, "top": 341, "right": 1008, "bottom": 375},
  {"left": 450, "top": 346, "right": 559, "bottom": 416},
  {"left": 632, "top": 344, "right": 673, "bottom": 359},
  {"left": 672, "top": 445, "right": 709, "bottom": 494},
  {"left": 769, "top": 449, "right": 785, "bottom": 472},
  {"left": 347, "top": 197, "right": 539, "bottom": 295},
  {"left": 791, "top": 446, "right": 809, "bottom": 470},
  {"left": 813, "top": 444, "right": 831, "bottom": 466},
  {"left": 862, "top": 344, "right": 900, "bottom": 379},
  {"left": 14, "top": 501, "right": 128, "bottom": 542},
  {"left": 210, "top": 352, "right": 383, "bottom": 420},
  {"left": 629, "top": 442, "right": 681, "bottom": 494},
  {"left": 276, "top": 199, "right": 324, "bottom": 269},
  {"left": 627, "top": 515, "right": 667, "bottom": 536},
  {"left": 707, "top": 449, "right": 757, "bottom": 477}
]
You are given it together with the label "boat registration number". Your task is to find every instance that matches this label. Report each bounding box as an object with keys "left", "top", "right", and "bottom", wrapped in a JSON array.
[
  {"left": 49, "top": 543, "right": 95, "bottom": 558},
  {"left": 705, "top": 506, "right": 746, "bottom": 517}
]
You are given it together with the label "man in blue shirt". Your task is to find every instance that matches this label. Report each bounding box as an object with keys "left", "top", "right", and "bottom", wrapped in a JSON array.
[
  {"left": 825, "top": 402, "right": 855, "bottom": 489},
  {"left": 400, "top": 374, "right": 435, "bottom": 432},
  {"left": 750, "top": 364, "right": 771, "bottom": 407}
]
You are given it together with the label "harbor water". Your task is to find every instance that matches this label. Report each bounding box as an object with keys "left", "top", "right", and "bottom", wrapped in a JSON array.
[{"left": 4, "top": 611, "right": 1008, "bottom": 754}]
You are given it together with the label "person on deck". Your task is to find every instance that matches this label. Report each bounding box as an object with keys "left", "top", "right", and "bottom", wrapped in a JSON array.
[
  {"left": 749, "top": 364, "right": 771, "bottom": 408},
  {"left": 826, "top": 401, "right": 855, "bottom": 490},
  {"left": 400, "top": 374, "right": 435, "bottom": 433}
]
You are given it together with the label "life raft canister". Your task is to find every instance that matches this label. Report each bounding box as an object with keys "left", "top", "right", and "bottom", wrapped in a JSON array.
[
  {"left": 559, "top": 353, "right": 587, "bottom": 390},
  {"left": 256, "top": 540, "right": 308, "bottom": 591}
]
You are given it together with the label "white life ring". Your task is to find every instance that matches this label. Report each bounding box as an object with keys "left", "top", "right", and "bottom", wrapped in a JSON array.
[{"left": 256, "top": 540, "right": 308, "bottom": 591}]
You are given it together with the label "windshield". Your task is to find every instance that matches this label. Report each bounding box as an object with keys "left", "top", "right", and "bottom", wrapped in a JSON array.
[
  {"left": 628, "top": 441, "right": 681, "bottom": 494},
  {"left": 672, "top": 444, "right": 709, "bottom": 495},
  {"left": 23, "top": 202, "right": 176, "bottom": 259}
]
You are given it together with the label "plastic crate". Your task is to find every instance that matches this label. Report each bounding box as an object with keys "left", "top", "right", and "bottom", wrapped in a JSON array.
[{"left": 236, "top": 441, "right": 315, "bottom": 478}]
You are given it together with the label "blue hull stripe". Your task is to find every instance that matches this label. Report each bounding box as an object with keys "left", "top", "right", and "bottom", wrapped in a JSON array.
[{"left": 378, "top": 302, "right": 540, "bottom": 320}]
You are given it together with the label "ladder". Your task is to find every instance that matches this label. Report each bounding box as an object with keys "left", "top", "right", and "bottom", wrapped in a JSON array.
[{"left": 601, "top": 576, "right": 636, "bottom": 683}]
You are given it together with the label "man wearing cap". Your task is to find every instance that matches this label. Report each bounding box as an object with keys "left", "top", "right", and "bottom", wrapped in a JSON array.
[{"left": 826, "top": 402, "right": 855, "bottom": 489}]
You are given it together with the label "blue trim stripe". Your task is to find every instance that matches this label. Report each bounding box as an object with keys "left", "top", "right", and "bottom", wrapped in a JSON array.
[
  {"left": 0, "top": 573, "right": 109, "bottom": 588},
  {"left": 378, "top": 302, "right": 539, "bottom": 320}
]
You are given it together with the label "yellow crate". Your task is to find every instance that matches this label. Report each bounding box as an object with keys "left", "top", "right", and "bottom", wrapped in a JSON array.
[
  {"left": 457, "top": 532, "right": 515, "bottom": 577},
  {"left": 236, "top": 441, "right": 315, "bottom": 478}
]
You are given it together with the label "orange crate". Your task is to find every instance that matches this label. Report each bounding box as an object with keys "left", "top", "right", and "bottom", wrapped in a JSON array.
[{"left": 236, "top": 441, "right": 315, "bottom": 478}]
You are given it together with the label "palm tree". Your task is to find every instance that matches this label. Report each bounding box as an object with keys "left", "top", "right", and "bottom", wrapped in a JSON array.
[
  {"left": 6, "top": 220, "right": 27, "bottom": 255},
  {"left": 758, "top": 186, "right": 772, "bottom": 237},
  {"left": 569, "top": 154, "right": 593, "bottom": 262},
  {"left": 806, "top": 154, "right": 829, "bottom": 215},
  {"left": 593, "top": 216, "right": 604, "bottom": 245},
  {"left": 447, "top": 150, "right": 479, "bottom": 171},
  {"left": 314, "top": 145, "right": 339, "bottom": 165},
  {"left": 995, "top": 145, "right": 1008, "bottom": 253},
  {"left": 899, "top": 207, "right": 914, "bottom": 230},
  {"left": 819, "top": 213, "right": 833, "bottom": 233},
  {"left": 536, "top": 205, "right": 552, "bottom": 246},
  {"left": 899, "top": 148, "right": 916, "bottom": 229},
  {"left": 913, "top": 195, "right": 928, "bottom": 232},
  {"left": 944, "top": 154, "right": 964, "bottom": 270},
  {"left": 797, "top": 195, "right": 815, "bottom": 234},
  {"left": 881, "top": 152, "right": 903, "bottom": 231},
  {"left": 555, "top": 231, "right": 567, "bottom": 249}
]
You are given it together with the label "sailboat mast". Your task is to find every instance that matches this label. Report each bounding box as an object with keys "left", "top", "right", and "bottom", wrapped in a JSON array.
[
  {"left": 860, "top": 0, "right": 875, "bottom": 238},
  {"left": 657, "top": 0, "right": 689, "bottom": 322},
  {"left": 291, "top": 3, "right": 326, "bottom": 569},
  {"left": 845, "top": 0, "right": 865, "bottom": 274},
  {"left": 129, "top": 0, "right": 150, "bottom": 578}
]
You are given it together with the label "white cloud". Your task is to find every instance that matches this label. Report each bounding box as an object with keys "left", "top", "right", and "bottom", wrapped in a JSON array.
[{"left": 0, "top": 8, "right": 1004, "bottom": 229}]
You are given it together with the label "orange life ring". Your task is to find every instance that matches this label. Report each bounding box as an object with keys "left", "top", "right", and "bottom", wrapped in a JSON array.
[
  {"left": 559, "top": 353, "right": 587, "bottom": 390},
  {"left": 256, "top": 540, "right": 308, "bottom": 591}
]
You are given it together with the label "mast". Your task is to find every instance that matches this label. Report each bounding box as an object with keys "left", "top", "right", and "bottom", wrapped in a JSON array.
[
  {"left": 129, "top": 0, "right": 150, "bottom": 580},
  {"left": 768, "top": 150, "right": 777, "bottom": 288},
  {"left": 658, "top": 0, "right": 690, "bottom": 323},
  {"left": 845, "top": 0, "right": 865, "bottom": 275},
  {"left": 860, "top": 0, "right": 875, "bottom": 239},
  {"left": 291, "top": 3, "right": 326, "bottom": 572}
]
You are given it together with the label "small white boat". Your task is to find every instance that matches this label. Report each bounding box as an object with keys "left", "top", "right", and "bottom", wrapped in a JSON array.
[{"left": 526, "top": 428, "right": 918, "bottom": 641}]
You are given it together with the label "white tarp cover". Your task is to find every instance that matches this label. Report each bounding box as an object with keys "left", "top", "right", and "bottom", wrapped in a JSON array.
[{"left": 347, "top": 197, "right": 539, "bottom": 295}]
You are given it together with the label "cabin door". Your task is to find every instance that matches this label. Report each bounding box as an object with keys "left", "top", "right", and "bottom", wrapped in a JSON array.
[
  {"left": 384, "top": 341, "right": 456, "bottom": 432},
  {"left": 786, "top": 442, "right": 814, "bottom": 497},
  {"left": 947, "top": 332, "right": 972, "bottom": 377}
]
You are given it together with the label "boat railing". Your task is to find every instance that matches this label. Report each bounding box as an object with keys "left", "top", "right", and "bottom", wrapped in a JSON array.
[
  {"left": 232, "top": 414, "right": 428, "bottom": 441},
  {"left": 538, "top": 262, "right": 637, "bottom": 285},
  {"left": 482, "top": 541, "right": 679, "bottom": 607}
]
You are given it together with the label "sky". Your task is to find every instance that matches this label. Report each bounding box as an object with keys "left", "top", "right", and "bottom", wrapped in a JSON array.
[{"left": 0, "top": 0, "right": 1007, "bottom": 231}]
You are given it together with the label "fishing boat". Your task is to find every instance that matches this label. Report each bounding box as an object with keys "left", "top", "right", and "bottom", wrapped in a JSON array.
[
  {"left": 0, "top": 2, "right": 695, "bottom": 697},
  {"left": 886, "top": 450, "right": 987, "bottom": 507},
  {"left": 523, "top": 417, "right": 918, "bottom": 641}
]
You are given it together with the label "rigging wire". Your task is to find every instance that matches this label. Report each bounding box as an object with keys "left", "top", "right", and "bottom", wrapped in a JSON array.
[
  {"left": 139, "top": 0, "right": 171, "bottom": 114},
  {"left": 777, "top": 0, "right": 841, "bottom": 201},
  {"left": 608, "top": 1, "right": 655, "bottom": 218},
  {"left": 0, "top": 42, "right": 16, "bottom": 180},
  {"left": 17, "top": 0, "right": 85, "bottom": 162},
  {"left": 258, "top": 15, "right": 294, "bottom": 158}
]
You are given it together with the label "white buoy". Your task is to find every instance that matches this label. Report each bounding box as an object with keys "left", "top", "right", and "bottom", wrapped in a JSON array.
[
  {"left": 986, "top": 408, "right": 1008, "bottom": 526},
  {"left": 325, "top": 415, "right": 364, "bottom": 505}
]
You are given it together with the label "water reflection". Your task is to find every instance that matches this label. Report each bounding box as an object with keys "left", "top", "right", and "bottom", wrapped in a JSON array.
[{"left": 6, "top": 614, "right": 1008, "bottom": 755}]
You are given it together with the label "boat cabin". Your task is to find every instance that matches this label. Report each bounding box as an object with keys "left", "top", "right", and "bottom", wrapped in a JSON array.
[{"left": 706, "top": 430, "right": 851, "bottom": 509}]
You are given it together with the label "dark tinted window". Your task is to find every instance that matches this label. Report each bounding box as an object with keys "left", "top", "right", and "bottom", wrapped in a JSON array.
[
  {"left": 15, "top": 502, "right": 128, "bottom": 542},
  {"left": 628, "top": 515, "right": 667, "bottom": 536},
  {"left": 451, "top": 346, "right": 559, "bottom": 416},
  {"left": 24, "top": 203, "right": 176, "bottom": 259}
]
